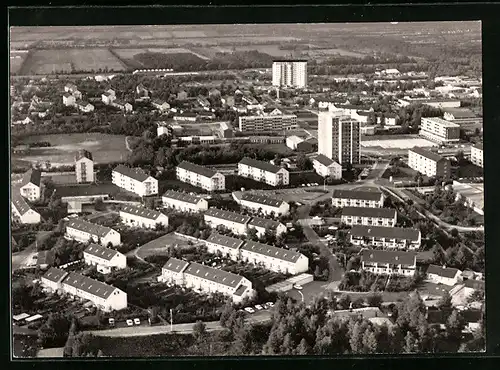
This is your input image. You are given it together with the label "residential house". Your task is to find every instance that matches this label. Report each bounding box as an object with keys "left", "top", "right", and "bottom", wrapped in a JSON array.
[
  {"left": 11, "top": 193, "right": 41, "bottom": 224},
  {"left": 341, "top": 207, "right": 397, "bottom": 227},
  {"left": 247, "top": 216, "right": 287, "bottom": 238},
  {"left": 332, "top": 189, "right": 384, "bottom": 208},
  {"left": 101, "top": 91, "right": 116, "bottom": 105},
  {"left": 383, "top": 113, "right": 398, "bottom": 126},
  {"left": 238, "top": 157, "right": 289, "bottom": 186},
  {"left": 313, "top": 154, "right": 342, "bottom": 179},
  {"left": 19, "top": 168, "right": 42, "bottom": 201},
  {"left": 449, "top": 279, "right": 485, "bottom": 306},
  {"left": 65, "top": 218, "right": 121, "bottom": 246},
  {"left": 426, "top": 264, "right": 462, "bottom": 286},
  {"left": 205, "top": 233, "right": 245, "bottom": 260},
  {"left": 63, "top": 93, "right": 76, "bottom": 107},
  {"left": 162, "top": 190, "right": 208, "bottom": 213},
  {"left": 361, "top": 249, "right": 417, "bottom": 276},
  {"left": 119, "top": 205, "right": 169, "bottom": 229},
  {"left": 77, "top": 101, "right": 95, "bottom": 113},
  {"left": 112, "top": 164, "right": 158, "bottom": 196},
  {"left": 83, "top": 243, "right": 127, "bottom": 274},
  {"left": 41, "top": 267, "right": 68, "bottom": 292},
  {"left": 136, "top": 83, "right": 149, "bottom": 97},
  {"left": 64, "top": 83, "right": 78, "bottom": 94},
  {"left": 176, "top": 161, "right": 226, "bottom": 192},
  {"left": 349, "top": 225, "right": 421, "bottom": 250},
  {"left": 219, "top": 122, "right": 234, "bottom": 138},
  {"left": 151, "top": 99, "right": 170, "bottom": 113},
  {"left": 112, "top": 99, "right": 133, "bottom": 112},
  {"left": 235, "top": 192, "right": 290, "bottom": 216},
  {"left": 204, "top": 208, "right": 252, "bottom": 235}
]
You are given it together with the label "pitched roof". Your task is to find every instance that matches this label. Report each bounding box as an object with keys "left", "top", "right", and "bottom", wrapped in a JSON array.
[
  {"left": 206, "top": 233, "right": 244, "bottom": 250},
  {"left": 240, "top": 193, "right": 285, "bottom": 208},
  {"left": 464, "top": 279, "right": 485, "bottom": 290},
  {"left": 473, "top": 143, "right": 483, "bottom": 151},
  {"left": 11, "top": 193, "right": 34, "bottom": 215},
  {"left": 37, "top": 250, "right": 55, "bottom": 266},
  {"left": 248, "top": 216, "right": 283, "bottom": 230},
  {"left": 177, "top": 161, "right": 218, "bottom": 178},
  {"left": 427, "top": 264, "right": 461, "bottom": 279},
  {"left": 62, "top": 272, "right": 122, "bottom": 300},
  {"left": 66, "top": 219, "right": 116, "bottom": 238},
  {"left": 239, "top": 157, "right": 284, "bottom": 174},
  {"left": 84, "top": 244, "right": 122, "bottom": 261},
  {"left": 185, "top": 261, "right": 244, "bottom": 288},
  {"left": 21, "top": 168, "right": 41, "bottom": 187},
  {"left": 341, "top": 207, "right": 397, "bottom": 219},
  {"left": 444, "top": 108, "right": 476, "bottom": 119},
  {"left": 410, "top": 147, "right": 446, "bottom": 162},
  {"left": 233, "top": 285, "right": 249, "bottom": 296},
  {"left": 42, "top": 267, "right": 68, "bottom": 283},
  {"left": 205, "top": 208, "right": 252, "bottom": 225},
  {"left": 361, "top": 249, "right": 417, "bottom": 266},
  {"left": 349, "top": 225, "right": 420, "bottom": 241},
  {"left": 75, "top": 149, "right": 93, "bottom": 162},
  {"left": 120, "top": 205, "right": 167, "bottom": 221},
  {"left": 162, "top": 190, "right": 205, "bottom": 205},
  {"left": 162, "top": 257, "right": 190, "bottom": 273},
  {"left": 314, "top": 154, "right": 337, "bottom": 167},
  {"left": 242, "top": 240, "right": 303, "bottom": 263},
  {"left": 332, "top": 189, "right": 383, "bottom": 202},
  {"left": 113, "top": 164, "right": 152, "bottom": 182}
]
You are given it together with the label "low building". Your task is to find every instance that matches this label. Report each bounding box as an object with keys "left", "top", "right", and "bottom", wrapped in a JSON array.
[
  {"left": 77, "top": 101, "right": 95, "bottom": 113},
  {"left": 286, "top": 136, "right": 313, "bottom": 151},
  {"left": 162, "top": 190, "right": 208, "bottom": 213},
  {"left": 205, "top": 233, "right": 245, "bottom": 260},
  {"left": 152, "top": 99, "right": 170, "bottom": 113},
  {"left": 383, "top": 114, "right": 398, "bottom": 126},
  {"left": 159, "top": 258, "right": 253, "bottom": 303},
  {"left": 241, "top": 240, "right": 309, "bottom": 275},
  {"left": 11, "top": 193, "right": 41, "bottom": 224},
  {"left": 65, "top": 218, "right": 121, "bottom": 246},
  {"left": 83, "top": 243, "right": 127, "bottom": 274},
  {"left": 408, "top": 147, "right": 451, "bottom": 179},
  {"left": 236, "top": 192, "right": 290, "bottom": 216},
  {"left": 112, "top": 164, "right": 158, "bottom": 196},
  {"left": 101, "top": 91, "right": 116, "bottom": 105},
  {"left": 452, "top": 181, "right": 484, "bottom": 216},
  {"left": 332, "top": 189, "right": 384, "bottom": 208},
  {"left": 63, "top": 93, "right": 76, "bottom": 107},
  {"left": 19, "top": 168, "right": 42, "bottom": 201},
  {"left": 112, "top": 100, "right": 133, "bottom": 112},
  {"left": 449, "top": 279, "right": 485, "bottom": 306},
  {"left": 361, "top": 249, "right": 417, "bottom": 276},
  {"left": 219, "top": 122, "right": 234, "bottom": 138},
  {"left": 426, "top": 264, "right": 462, "bottom": 286},
  {"left": 177, "top": 90, "right": 188, "bottom": 101},
  {"left": 41, "top": 267, "right": 68, "bottom": 292},
  {"left": 119, "top": 205, "right": 169, "bottom": 229},
  {"left": 341, "top": 207, "right": 397, "bottom": 227},
  {"left": 61, "top": 272, "right": 127, "bottom": 312},
  {"left": 443, "top": 108, "right": 476, "bottom": 121},
  {"left": 470, "top": 143, "right": 483, "bottom": 168},
  {"left": 176, "top": 161, "right": 226, "bottom": 191},
  {"left": 204, "top": 208, "right": 252, "bottom": 235},
  {"left": 313, "top": 154, "right": 342, "bottom": 179},
  {"left": 238, "top": 157, "right": 289, "bottom": 186},
  {"left": 247, "top": 216, "right": 287, "bottom": 238},
  {"left": 349, "top": 225, "right": 421, "bottom": 250},
  {"left": 174, "top": 113, "right": 197, "bottom": 122},
  {"left": 419, "top": 117, "right": 460, "bottom": 145}
]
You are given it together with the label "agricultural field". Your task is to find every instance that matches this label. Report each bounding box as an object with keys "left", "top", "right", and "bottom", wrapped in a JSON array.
[
  {"left": 9, "top": 51, "right": 29, "bottom": 74},
  {"left": 304, "top": 48, "right": 367, "bottom": 59},
  {"left": 19, "top": 49, "right": 126, "bottom": 75},
  {"left": 12, "top": 133, "right": 129, "bottom": 167}
]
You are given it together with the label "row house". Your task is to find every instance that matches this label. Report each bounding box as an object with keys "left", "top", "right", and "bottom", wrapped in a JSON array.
[
  {"left": 176, "top": 161, "right": 226, "bottom": 191},
  {"left": 238, "top": 157, "right": 289, "bottom": 187},
  {"left": 11, "top": 193, "right": 41, "bottom": 224},
  {"left": 247, "top": 216, "right": 287, "bottom": 238},
  {"left": 83, "top": 243, "right": 127, "bottom": 274},
  {"left": 112, "top": 164, "right": 158, "bottom": 196},
  {"left": 348, "top": 225, "right": 421, "bottom": 250},
  {"left": 65, "top": 218, "right": 121, "bottom": 246},
  {"left": 341, "top": 207, "right": 397, "bottom": 227},
  {"left": 205, "top": 233, "right": 245, "bottom": 260},
  {"left": 162, "top": 190, "right": 209, "bottom": 213},
  {"left": 361, "top": 249, "right": 417, "bottom": 277},
  {"left": 204, "top": 208, "right": 252, "bottom": 235},
  {"left": 235, "top": 192, "right": 290, "bottom": 216},
  {"left": 313, "top": 154, "right": 342, "bottom": 179},
  {"left": 332, "top": 189, "right": 384, "bottom": 208},
  {"left": 159, "top": 258, "right": 253, "bottom": 303},
  {"left": 119, "top": 205, "right": 169, "bottom": 229}
]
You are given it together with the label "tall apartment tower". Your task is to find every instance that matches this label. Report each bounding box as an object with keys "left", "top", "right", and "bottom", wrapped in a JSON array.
[
  {"left": 272, "top": 60, "right": 308, "bottom": 88},
  {"left": 318, "top": 110, "right": 361, "bottom": 165},
  {"left": 75, "top": 150, "right": 94, "bottom": 183}
]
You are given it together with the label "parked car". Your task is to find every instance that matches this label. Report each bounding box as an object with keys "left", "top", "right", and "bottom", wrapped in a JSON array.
[
  {"left": 108, "top": 318, "right": 115, "bottom": 327},
  {"left": 134, "top": 318, "right": 141, "bottom": 325},
  {"left": 265, "top": 302, "right": 275, "bottom": 308},
  {"left": 244, "top": 307, "right": 255, "bottom": 314},
  {"left": 294, "top": 284, "right": 303, "bottom": 290},
  {"left": 126, "top": 319, "right": 133, "bottom": 326},
  {"left": 254, "top": 304, "right": 263, "bottom": 310}
]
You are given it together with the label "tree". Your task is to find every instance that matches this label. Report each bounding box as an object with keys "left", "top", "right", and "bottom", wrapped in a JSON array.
[
  {"left": 247, "top": 227, "right": 258, "bottom": 241},
  {"left": 338, "top": 293, "right": 352, "bottom": 310},
  {"left": 193, "top": 320, "right": 207, "bottom": 342},
  {"left": 296, "top": 338, "right": 310, "bottom": 355},
  {"left": 366, "top": 293, "right": 383, "bottom": 308},
  {"left": 219, "top": 301, "right": 235, "bottom": 328},
  {"left": 403, "top": 331, "right": 419, "bottom": 353},
  {"left": 362, "top": 328, "right": 378, "bottom": 354},
  {"left": 37, "top": 313, "right": 71, "bottom": 347},
  {"left": 446, "top": 310, "right": 465, "bottom": 341},
  {"left": 437, "top": 291, "right": 452, "bottom": 310},
  {"left": 296, "top": 153, "right": 313, "bottom": 171},
  {"left": 94, "top": 198, "right": 105, "bottom": 211}
]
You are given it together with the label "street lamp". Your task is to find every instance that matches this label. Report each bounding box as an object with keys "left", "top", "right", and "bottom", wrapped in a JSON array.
[{"left": 323, "top": 176, "right": 329, "bottom": 192}]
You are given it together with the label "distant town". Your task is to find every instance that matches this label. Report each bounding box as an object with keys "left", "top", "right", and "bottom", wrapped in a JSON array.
[{"left": 10, "top": 22, "right": 484, "bottom": 358}]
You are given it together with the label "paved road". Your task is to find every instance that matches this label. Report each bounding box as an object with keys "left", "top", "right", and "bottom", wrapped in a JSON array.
[
  {"left": 12, "top": 230, "right": 55, "bottom": 271},
  {"left": 88, "top": 311, "right": 272, "bottom": 338}
]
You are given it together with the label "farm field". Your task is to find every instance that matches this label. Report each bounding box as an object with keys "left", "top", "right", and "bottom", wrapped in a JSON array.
[
  {"left": 9, "top": 51, "right": 29, "bottom": 74},
  {"left": 304, "top": 48, "right": 367, "bottom": 59},
  {"left": 19, "top": 49, "right": 126, "bottom": 75},
  {"left": 361, "top": 137, "right": 436, "bottom": 149},
  {"left": 12, "top": 133, "right": 129, "bottom": 167}
]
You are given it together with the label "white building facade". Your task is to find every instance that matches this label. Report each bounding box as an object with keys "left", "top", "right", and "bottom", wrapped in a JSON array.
[
  {"left": 65, "top": 219, "right": 121, "bottom": 246},
  {"left": 119, "top": 205, "right": 169, "bottom": 229},
  {"left": 341, "top": 207, "right": 397, "bottom": 227},
  {"left": 238, "top": 157, "right": 289, "bottom": 186},
  {"left": 332, "top": 189, "right": 384, "bottom": 208},
  {"left": 176, "top": 161, "right": 225, "bottom": 191},
  {"left": 272, "top": 60, "right": 308, "bottom": 88},
  {"left": 112, "top": 164, "right": 158, "bottom": 197},
  {"left": 361, "top": 249, "right": 417, "bottom": 276},
  {"left": 83, "top": 244, "right": 127, "bottom": 274},
  {"left": 162, "top": 190, "right": 209, "bottom": 213},
  {"left": 313, "top": 154, "right": 342, "bottom": 179}
]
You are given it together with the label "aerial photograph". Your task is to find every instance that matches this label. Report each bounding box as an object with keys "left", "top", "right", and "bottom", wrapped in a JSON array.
[{"left": 10, "top": 22, "right": 484, "bottom": 358}]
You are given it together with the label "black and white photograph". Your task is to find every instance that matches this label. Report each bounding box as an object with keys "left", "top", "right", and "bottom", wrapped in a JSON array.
[{"left": 10, "top": 21, "right": 485, "bottom": 358}]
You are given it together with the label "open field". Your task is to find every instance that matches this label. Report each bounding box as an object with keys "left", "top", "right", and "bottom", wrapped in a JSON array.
[
  {"left": 13, "top": 133, "right": 129, "bottom": 167},
  {"left": 20, "top": 49, "right": 126, "bottom": 75},
  {"left": 10, "top": 51, "right": 29, "bottom": 74},
  {"left": 361, "top": 137, "right": 436, "bottom": 149},
  {"left": 133, "top": 233, "right": 198, "bottom": 261},
  {"left": 304, "top": 48, "right": 367, "bottom": 59}
]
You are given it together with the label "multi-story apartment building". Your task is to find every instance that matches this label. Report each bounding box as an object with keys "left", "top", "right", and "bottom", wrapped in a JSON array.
[
  {"left": 419, "top": 117, "right": 460, "bottom": 144},
  {"left": 112, "top": 164, "right": 158, "bottom": 197},
  {"left": 205, "top": 233, "right": 245, "bottom": 260},
  {"left": 60, "top": 272, "right": 127, "bottom": 312},
  {"left": 241, "top": 240, "right": 309, "bottom": 275},
  {"left": 11, "top": 193, "right": 41, "bottom": 224},
  {"left": 341, "top": 207, "right": 397, "bottom": 227},
  {"left": 83, "top": 243, "right": 127, "bottom": 274},
  {"left": 75, "top": 150, "right": 94, "bottom": 183},
  {"left": 470, "top": 143, "right": 483, "bottom": 168},
  {"left": 238, "top": 157, "right": 289, "bottom": 186},
  {"left": 313, "top": 154, "right": 343, "bottom": 179},
  {"left": 204, "top": 208, "right": 252, "bottom": 235},
  {"left": 159, "top": 258, "right": 253, "bottom": 303},
  {"left": 332, "top": 189, "right": 384, "bottom": 208},
  {"left": 247, "top": 216, "right": 287, "bottom": 238},
  {"left": 176, "top": 161, "right": 225, "bottom": 192},
  {"left": 19, "top": 168, "right": 42, "bottom": 201},
  {"left": 162, "top": 190, "right": 209, "bottom": 213},
  {"left": 65, "top": 219, "right": 121, "bottom": 246},
  {"left": 349, "top": 225, "right": 421, "bottom": 250},
  {"left": 361, "top": 249, "right": 417, "bottom": 276},
  {"left": 408, "top": 147, "right": 451, "bottom": 179},
  {"left": 318, "top": 110, "right": 361, "bottom": 164},
  {"left": 236, "top": 192, "right": 290, "bottom": 216},
  {"left": 119, "top": 205, "right": 169, "bottom": 229},
  {"left": 272, "top": 59, "right": 308, "bottom": 88},
  {"left": 238, "top": 114, "right": 298, "bottom": 133}
]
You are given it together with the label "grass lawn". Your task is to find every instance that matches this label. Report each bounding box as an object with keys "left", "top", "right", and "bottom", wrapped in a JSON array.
[
  {"left": 453, "top": 162, "right": 484, "bottom": 179},
  {"left": 133, "top": 232, "right": 196, "bottom": 260}
]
